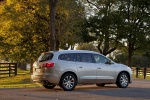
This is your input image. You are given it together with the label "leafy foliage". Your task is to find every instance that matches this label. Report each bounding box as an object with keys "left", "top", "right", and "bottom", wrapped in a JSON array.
[
  {"left": 117, "top": 0, "right": 150, "bottom": 67},
  {"left": 132, "top": 55, "right": 150, "bottom": 68},
  {"left": 81, "top": 0, "right": 126, "bottom": 55},
  {"left": 0, "top": 0, "right": 150, "bottom": 70},
  {"left": 56, "top": 0, "right": 85, "bottom": 50},
  {"left": 76, "top": 43, "right": 98, "bottom": 52},
  {"left": 0, "top": 0, "right": 50, "bottom": 63},
  {"left": 0, "top": 0, "right": 85, "bottom": 65},
  {"left": 81, "top": 0, "right": 150, "bottom": 67}
]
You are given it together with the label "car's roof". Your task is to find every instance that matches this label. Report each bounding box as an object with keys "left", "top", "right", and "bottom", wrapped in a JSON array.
[
  {"left": 41, "top": 50, "right": 113, "bottom": 62},
  {"left": 50, "top": 50, "right": 100, "bottom": 54}
]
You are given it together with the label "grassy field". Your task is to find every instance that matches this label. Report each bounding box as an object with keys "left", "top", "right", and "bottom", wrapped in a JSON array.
[
  {"left": 0, "top": 69, "right": 41, "bottom": 88},
  {"left": 132, "top": 74, "right": 150, "bottom": 80}
]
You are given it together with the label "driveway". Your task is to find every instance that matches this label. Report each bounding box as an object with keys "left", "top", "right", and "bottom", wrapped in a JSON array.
[{"left": 0, "top": 79, "right": 150, "bottom": 100}]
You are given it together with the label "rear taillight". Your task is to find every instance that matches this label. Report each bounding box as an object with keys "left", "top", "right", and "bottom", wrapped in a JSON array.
[{"left": 43, "top": 62, "right": 54, "bottom": 67}]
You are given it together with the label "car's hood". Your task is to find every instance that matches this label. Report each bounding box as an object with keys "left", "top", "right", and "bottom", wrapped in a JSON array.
[{"left": 115, "top": 63, "right": 129, "bottom": 68}]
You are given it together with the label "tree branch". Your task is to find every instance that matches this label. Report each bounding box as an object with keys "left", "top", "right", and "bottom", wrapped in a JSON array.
[
  {"left": 86, "top": 0, "right": 100, "bottom": 10},
  {"left": 34, "top": 13, "right": 49, "bottom": 22},
  {"left": 106, "top": 47, "right": 117, "bottom": 55},
  {"left": 96, "top": 41, "right": 103, "bottom": 54}
]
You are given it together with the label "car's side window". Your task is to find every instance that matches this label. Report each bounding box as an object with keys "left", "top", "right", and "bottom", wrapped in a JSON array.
[
  {"left": 79, "top": 53, "right": 93, "bottom": 63},
  {"left": 58, "top": 53, "right": 77, "bottom": 61},
  {"left": 93, "top": 54, "right": 110, "bottom": 64},
  {"left": 76, "top": 54, "right": 81, "bottom": 62}
]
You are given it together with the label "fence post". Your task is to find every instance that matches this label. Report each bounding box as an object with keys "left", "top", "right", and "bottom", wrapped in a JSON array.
[
  {"left": 15, "top": 63, "right": 17, "bottom": 76},
  {"left": 136, "top": 68, "right": 138, "bottom": 78},
  {"left": 144, "top": 68, "right": 146, "bottom": 79},
  {"left": 9, "top": 63, "right": 11, "bottom": 77}
]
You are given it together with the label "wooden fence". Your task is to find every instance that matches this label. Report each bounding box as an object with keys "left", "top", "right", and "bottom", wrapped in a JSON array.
[
  {"left": 0, "top": 63, "right": 17, "bottom": 78},
  {"left": 0, "top": 63, "right": 149, "bottom": 79},
  {"left": 132, "top": 67, "right": 150, "bottom": 79}
]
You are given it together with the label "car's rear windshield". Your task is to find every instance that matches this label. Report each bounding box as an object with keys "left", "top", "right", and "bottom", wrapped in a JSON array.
[{"left": 37, "top": 53, "right": 53, "bottom": 62}]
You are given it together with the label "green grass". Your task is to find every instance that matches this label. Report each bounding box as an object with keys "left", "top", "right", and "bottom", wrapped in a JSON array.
[
  {"left": 0, "top": 69, "right": 41, "bottom": 88},
  {"left": 132, "top": 74, "right": 150, "bottom": 80}
]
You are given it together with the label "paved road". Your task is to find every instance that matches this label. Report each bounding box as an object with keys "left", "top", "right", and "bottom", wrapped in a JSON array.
[{"left": 0, "top": 79, "right": 150, "bottom": 100}]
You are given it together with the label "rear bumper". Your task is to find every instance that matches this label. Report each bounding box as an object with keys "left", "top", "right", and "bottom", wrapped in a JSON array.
[
  {"left": 31, "top": 75, "right": 43, "bottom": 83},
  {"left": 31, "top": 74, "right": 60, "bottom": 84}
]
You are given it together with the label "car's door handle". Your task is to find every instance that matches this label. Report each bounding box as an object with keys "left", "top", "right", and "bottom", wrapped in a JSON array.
[{"left": 97, "top": 67, "right": 101, "bottom": 69}]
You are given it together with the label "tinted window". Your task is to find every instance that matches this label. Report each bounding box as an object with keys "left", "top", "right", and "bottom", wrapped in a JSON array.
[
  {"left": 93, "top": 54, "right": 110, "bottom": 64},
  {"left": 79, "top": 53, "right": 93, "bottom": 63},
  {"left": 58, "top": 53, "right": 77, "bottom": 61},
  {"left": 39, "top": 53, "right": 53, "bottom": 62}
]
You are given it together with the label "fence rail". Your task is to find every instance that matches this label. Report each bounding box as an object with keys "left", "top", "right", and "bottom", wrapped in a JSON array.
[
  {"left": 0, "top": 63, "right": 17, "bottom": 78},
  {"left": 0, "top": 63, "right": 149, "bottom": 79},
  {"left": 132, "top": 67, "right": 150, "bottom": 79}
]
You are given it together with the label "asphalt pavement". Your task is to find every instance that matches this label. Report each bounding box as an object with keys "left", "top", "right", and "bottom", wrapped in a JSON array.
[{"left": 0, "top": 79, "right": 150, "bottom": 100}]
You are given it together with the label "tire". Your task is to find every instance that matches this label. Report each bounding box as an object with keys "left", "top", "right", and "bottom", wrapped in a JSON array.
[
  {"left": 116, "top": 72, "right": 129, "bottom": 88},
  {"left": 59, "top": 73, "right": 77, "bottom": 91},
  {"left": 43, "top": 81, "right": 56, "bottom": 89},
  {"left": 96, "top": 83, "right": 105, "bottom": 87}
]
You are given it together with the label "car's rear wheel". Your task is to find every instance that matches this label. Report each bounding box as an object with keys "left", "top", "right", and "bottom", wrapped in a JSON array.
[
  {"left": 43, "top": 81, "right": 56, "bottom": 89},
  {"left": 116, "top": 72, "right": 129, "bottom": 88},
  {"left": 59, "top": 73, "right": 77, "bottom": 91},
  {"left": 96, "top": 83, "right": 105, "bottom": 87}
]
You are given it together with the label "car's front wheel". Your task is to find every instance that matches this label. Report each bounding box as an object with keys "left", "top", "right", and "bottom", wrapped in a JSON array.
[
  {"left": 59, "top": 73, "right": 77, "bottom": 91},
  {"left": 43, "top": 81, "right": 56, "bottom": 89},
  {"left": 116, "top": 72, "right": 129, "bottom": 88}
]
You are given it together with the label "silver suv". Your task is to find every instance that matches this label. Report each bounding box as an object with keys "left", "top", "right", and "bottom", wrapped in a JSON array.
[{"left": 31, "top": 50, "right": 132, "bottom": 91}]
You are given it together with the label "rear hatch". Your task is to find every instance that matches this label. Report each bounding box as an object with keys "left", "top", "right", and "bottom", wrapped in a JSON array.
[{"left": 32, "top": 52, "right": 54, "bottom": 75}]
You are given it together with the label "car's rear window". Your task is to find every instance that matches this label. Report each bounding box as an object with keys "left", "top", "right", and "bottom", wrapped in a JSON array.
[{"left": 38, "top": 53, "right": 53, "bottom": 62}]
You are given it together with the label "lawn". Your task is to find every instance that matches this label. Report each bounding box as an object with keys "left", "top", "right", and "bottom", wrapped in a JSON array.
[
  {"left": 132, "top": 74, "right": 150, "bottom": 80},
  {"left": 0, "top": 69, "right": 41, "bottom": 88}
]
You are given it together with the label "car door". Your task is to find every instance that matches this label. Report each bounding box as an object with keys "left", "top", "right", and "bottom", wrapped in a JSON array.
[
  {"left": 92, "top": 54, "right": 116, "bottom": 83},
  {"left": 76, "top": 53, "right": 97, "bottom": 84}
]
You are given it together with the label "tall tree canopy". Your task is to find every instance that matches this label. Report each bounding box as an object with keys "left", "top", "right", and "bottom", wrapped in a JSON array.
[
  {"left": 0, "top": 0, "right": 85, "bottom": 70},
  {"left": 81, "top": 0, "right": 150, "bottom": 67},
  {"left": 81, "top": 0, "right": 125, "bottom": 55},
  {"left": 0, "top": 0, "right": 149, "bottom": 69},
  {"left": 118, "top": 0, "right": 150, "bottom": 67}
]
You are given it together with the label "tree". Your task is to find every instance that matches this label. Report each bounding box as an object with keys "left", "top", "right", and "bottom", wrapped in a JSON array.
[
  {"left": 56, "top": 0, "right": 85, "bottom": 50},
  {"left": 132, "top": 55, "right": 150, "bottom": 68},
  {"left": 49, "top": 0, "right": 58, "bottom": 51},
  {"left": 49, "top": 0, "right": 85, "bottom": 50},
  {"left": 0, "top": 0, "right": 50, "bottom": 71},
  {"left": 0, "top": 0, "right": 85, "bottom": 72},
  {"left": 118, "top": 0, "right": 150, "bottom": 67},
  {"left": 76, "top": 43, "right": 98, "bottom": 52},
  {"left": 113, "top": 52, "right": 128, "bottom": 65},
  {"left": 81, "top": 0, "right": 150, "bottom": 67},
  {"left": 81, "top": 0, "right": 124, "bottom": 56}
]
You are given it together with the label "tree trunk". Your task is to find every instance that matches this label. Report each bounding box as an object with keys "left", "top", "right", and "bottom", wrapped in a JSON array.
[
  {"left": 30, "top": 59, "right": 33, "bottom": 73},
  {"left": 18, "top": 61, "right": 27, "bottom": 70},
  {"left": 128, "top": 41, "right": 133, "bottom": 67},
  {"left": 56, "top": 38, "right": 60, "bottom": 50},
  {"left": 49, "top": 0, "right": 58, "bottom": 51}
]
